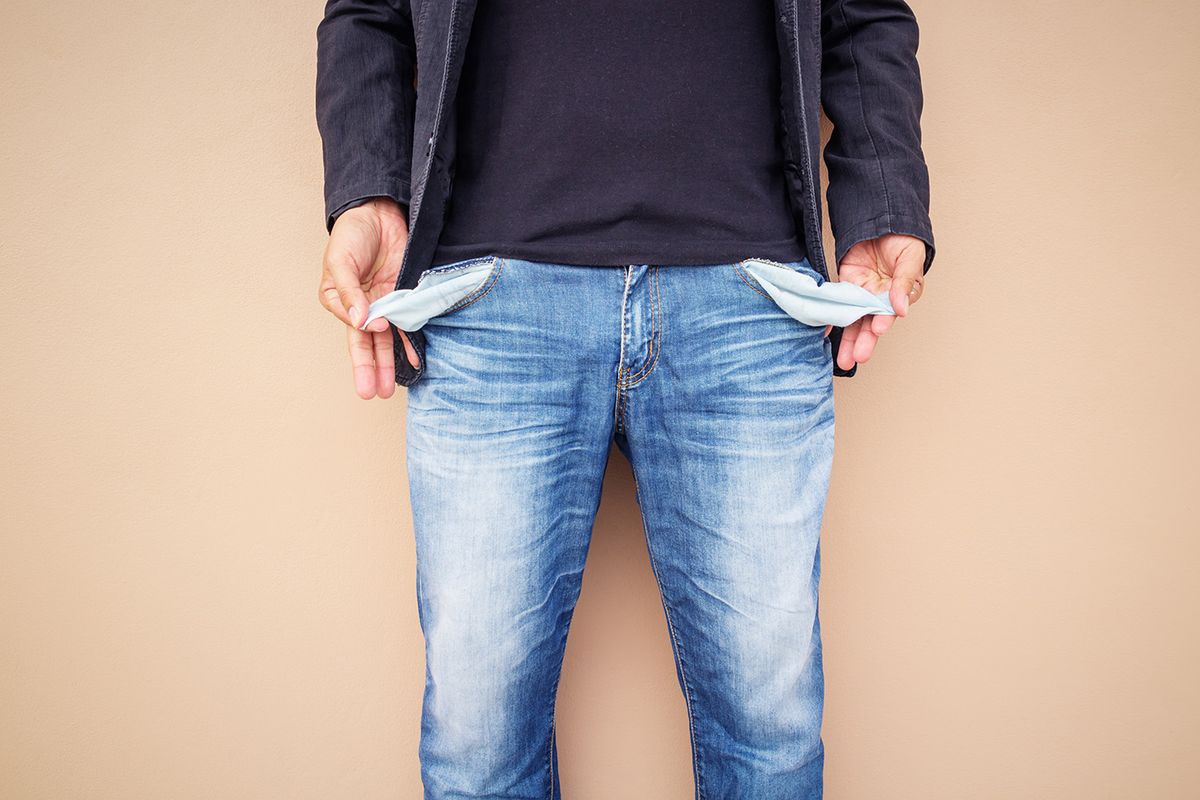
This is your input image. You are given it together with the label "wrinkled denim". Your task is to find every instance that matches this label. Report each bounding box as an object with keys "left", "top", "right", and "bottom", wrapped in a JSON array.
[{"left": 395, "top": 255, "right": 834, "bottom": 799}]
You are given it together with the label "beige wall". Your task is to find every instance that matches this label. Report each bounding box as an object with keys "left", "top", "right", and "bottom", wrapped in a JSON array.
[{"left": 2, "top": 1, "right": 1197, "bottom": 797}]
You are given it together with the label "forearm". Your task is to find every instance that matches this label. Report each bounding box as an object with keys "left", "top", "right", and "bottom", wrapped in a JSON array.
[
  {"left": 820, "top": 0, "right": 934, "bottom": 272},
  {"left": 315, "top": 0, "right": 417, "bottom": 233}
]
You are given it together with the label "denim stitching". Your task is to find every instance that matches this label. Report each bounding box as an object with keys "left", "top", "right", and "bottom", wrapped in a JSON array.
[
  {"left": 623, "top": 265, "right": 661, "bottom": 384},
  {"left": 734, "top": 258, "right": 825, "bottom": 300},
  {"left": 733, "top": 261, "right": 773, "bottom": 301},
  {"left": 614, "top": 266, "right": 634, "bottom": 434},
  {"left": 620, "top": 266, "right": 662, "bottom": 388},
  {"left": 544, "top": 575, "right": 586, "bottom": 800},
  {"left": 441, "top": 257, "right": 504, "bottom": 315},
  {"left": 632, "top": 465, "right": 707, "bottom": 799},
  {"left": 614, "top": 375, "right": 624, "bottom": 435},
  {"left": 412, "top": 0, "right": 429, "bottom": 52},
  {"left": 546, "top": 670, "right": 559, "bottom": 799},
  {"left": 742, "top": 256, "right": 824, "bottom": 282},
  {"left": 619, "top": 378, "right": 629, "bottom": 435},
  {"left": 420, "top": 255, "right": 497, "bottom": 280}
]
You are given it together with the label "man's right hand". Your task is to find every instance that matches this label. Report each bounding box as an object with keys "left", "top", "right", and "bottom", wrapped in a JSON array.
[{"left": 318, "top": 197, "right": 420, "bottom": 400}]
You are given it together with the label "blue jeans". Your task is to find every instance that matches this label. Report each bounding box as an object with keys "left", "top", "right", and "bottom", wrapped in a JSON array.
[{"left": 405, "top": 256, "right": 835, "bottom": 799}]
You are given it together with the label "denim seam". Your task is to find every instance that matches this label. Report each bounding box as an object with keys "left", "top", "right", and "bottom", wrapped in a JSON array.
[
  {"left": 733, "top": 262, "right": 774, "bottom": 301},
  {"left": 441, "top": 257, "right": 504, "bottom": 315},
  {"left": 741, "top": 257, "right": 824, "bottom": 283},
  {"left": 615, "top": 376, "right": 628, "bottom": 435},
  {"left": 420, "top": 255, "right": 497, "bottom": 279},
  {"left": 614, "top": 266, "right": 634, "bottom": 434},
  {"left": 619, "top": 266, "right": 662, "bottom": 388},
  {"left": 632, "top": 470, "right": 707, "bottom": 799},
  {"left": 734, "top": 258, "right": 826, "bottom": 299},
  {"left": 546, "top": 641, "right": 566, "bottom": 799},
  {"left": 412, "top": 0, "right": 429, "bottom": 52},
  {"left": 546, "top": 705, "right": 555, "bottom": 800}
]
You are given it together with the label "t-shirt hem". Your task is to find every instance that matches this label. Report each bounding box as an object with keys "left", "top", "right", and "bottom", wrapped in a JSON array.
[{"left": 431, "top": 238, "right": 808, "bottom": 268}]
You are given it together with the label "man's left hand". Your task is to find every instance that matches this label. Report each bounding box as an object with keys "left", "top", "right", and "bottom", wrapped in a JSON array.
[{"left": 831, "top": 233, "right": 927, "bottom": 372}]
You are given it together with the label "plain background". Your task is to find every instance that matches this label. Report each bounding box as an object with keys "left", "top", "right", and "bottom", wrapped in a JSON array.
[{"left": 2, "top": 1, "right": 1197, "bottom": 797}]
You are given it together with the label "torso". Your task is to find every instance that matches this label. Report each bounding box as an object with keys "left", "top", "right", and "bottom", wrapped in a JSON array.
[{"left": 430, "top": 0, "right": 806, "bottom": 267}]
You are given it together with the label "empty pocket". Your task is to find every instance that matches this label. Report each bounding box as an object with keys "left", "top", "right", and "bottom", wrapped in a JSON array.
[
  {"left": 359, "top": 257, "right": 501, "bottom": 332},
  {"left": 739, "top": 258, "right": 896, "bottom": 328}
]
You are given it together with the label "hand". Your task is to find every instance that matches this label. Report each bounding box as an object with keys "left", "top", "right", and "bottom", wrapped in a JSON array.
[
  {"left": 317, "top": 197, "right": 420, "bottom": 400},
  {"left": 831, "top": 233, "right": 927, "bottom": 372}
]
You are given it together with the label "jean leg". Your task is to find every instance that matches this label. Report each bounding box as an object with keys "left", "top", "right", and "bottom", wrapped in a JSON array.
[
  {"left": 405, "top": 258, "right": 623, "bottom": 799},
  {"left": 617, "top": 262, "right": 835, "bottom": 799}
]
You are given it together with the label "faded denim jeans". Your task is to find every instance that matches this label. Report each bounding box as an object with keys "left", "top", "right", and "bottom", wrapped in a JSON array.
[{"left": 396, "top": 256, "right": 835, "bottom": 799}]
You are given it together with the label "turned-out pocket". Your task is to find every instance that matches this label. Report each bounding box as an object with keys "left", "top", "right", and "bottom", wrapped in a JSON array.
[
  {"left": 359, "top": 256, "right": 503, "bottom": 332},
  {"left": 734, "top": 257, "right": 895, "bottom": 328}
]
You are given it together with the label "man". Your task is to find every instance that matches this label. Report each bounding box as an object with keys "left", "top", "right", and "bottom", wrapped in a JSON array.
[{"left": 315, "top": 0, "right": 933, "bottom": 797}]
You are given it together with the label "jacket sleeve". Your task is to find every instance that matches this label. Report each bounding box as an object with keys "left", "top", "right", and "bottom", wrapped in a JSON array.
[
  {"left": 315, "top": 0, "right": 417, "bottom": 234},
  {"left": 820, "top": 0, "right": 935, "bottom": 273}
]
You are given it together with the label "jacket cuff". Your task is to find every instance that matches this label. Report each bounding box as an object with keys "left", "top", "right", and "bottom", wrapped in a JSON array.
[{"left": 325, "top": 179, "right": 412, "bottom": 234}]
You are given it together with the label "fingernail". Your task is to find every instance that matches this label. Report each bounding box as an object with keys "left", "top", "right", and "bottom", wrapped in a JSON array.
[{"left": 348, "top": 306, "right": 361, "bottom": 325}]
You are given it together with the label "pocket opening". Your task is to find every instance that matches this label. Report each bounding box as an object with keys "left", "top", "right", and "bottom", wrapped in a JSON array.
[
  {"left": 361, "top": 256, "right": 502, "bottom": 332},
  {"left": 736, "top": 258, "right": 895, "bottom": 328},
  {"left": 739, "top": 257, "right": 825, "bottom": 286}
]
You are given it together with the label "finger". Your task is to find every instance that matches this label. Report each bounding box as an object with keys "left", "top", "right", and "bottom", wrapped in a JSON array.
[
  {"left": 322, "top": 280, "right": 385, "bottom": 333},
  {"left": 373, "top": 328, "right": 396, "bottom": 400},
  {"left": 319, "top": 283, "right": 348, "bottom": 320},
  {"left": 822, "top": 324, "right": 832, "bottom": 339},
  {"left": 321, "top": 276, "right": 368, "bottom": 329},
  {"left": 346, "top": 324, "right": 378, "bottom": 399},
  {"left": 326, "top": 256, "right": 373, "bottom": 329},
  {"left": 890, "top": 275, "right": 923, "bottom": 317},
  {"left": 870, "top": 312, "right": 896, "bottom": 336},
  {"left": 837, "top": 320, "right": 861, "bottom": 371},
  {"left": 853, "top": 322, "right": 879, "bottom": 364},
  {"left": 398, "top": 330, "right": 421, "bottom": 369},
  {"left": 888, "top": 248, "right": 926, "bottom": 317}
]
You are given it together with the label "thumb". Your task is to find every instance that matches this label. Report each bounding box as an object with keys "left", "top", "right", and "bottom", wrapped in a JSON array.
[
  {"left": 336, "top": 276, "right": 372, "bottom": 329},
  {"left": 326, "top": 248, "right": 375, "bottom": 329},
  {"left": 888, "top": 245, "right": 925, "bottom": 317}
]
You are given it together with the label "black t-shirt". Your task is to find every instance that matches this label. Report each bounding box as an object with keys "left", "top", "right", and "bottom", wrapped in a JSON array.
[{"left": 431, "top": 0, "right": 806, "bottom": 268}]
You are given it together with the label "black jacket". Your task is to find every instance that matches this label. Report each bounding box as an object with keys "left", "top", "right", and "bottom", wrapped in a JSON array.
[{"left": 316, "top": 0, "right": 935, "bottom": 384}]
